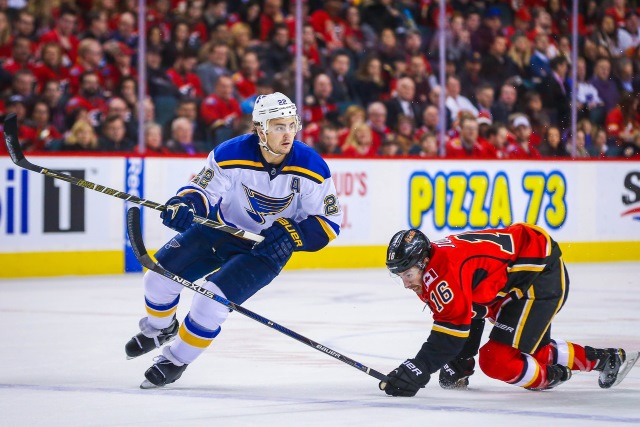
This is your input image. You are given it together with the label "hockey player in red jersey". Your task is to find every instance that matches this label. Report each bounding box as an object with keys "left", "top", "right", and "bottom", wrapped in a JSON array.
[{"left": 380, "top": 223, "right": 637, "bottom": 397}]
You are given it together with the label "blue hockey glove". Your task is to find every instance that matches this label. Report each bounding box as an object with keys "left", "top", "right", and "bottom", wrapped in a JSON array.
[
  {"left": 380, "top": 358, "right": 430, "bottom": 397},
  {"left": 160, "top": 196, "right": 198, "bottom": 232},
  {"left": 253, "top": 218, "right": 305, "bottom": 266}
]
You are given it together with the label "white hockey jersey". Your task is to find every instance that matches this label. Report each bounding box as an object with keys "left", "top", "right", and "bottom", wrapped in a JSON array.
[{"left": 176, "top": 133, "right": 342, "bottom": 251}]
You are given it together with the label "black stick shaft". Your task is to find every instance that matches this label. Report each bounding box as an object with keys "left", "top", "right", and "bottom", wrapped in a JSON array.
[
  {"left": 126, "top": 206, "right": 387, "bottom": 382},
  {"left": 2, "top": 113, "right": 263, "bottom": 243}
]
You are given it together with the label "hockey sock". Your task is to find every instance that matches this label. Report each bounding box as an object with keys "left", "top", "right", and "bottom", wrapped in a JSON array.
[{"left": 532, "top": 339, "right": 598, "bottom": 372}]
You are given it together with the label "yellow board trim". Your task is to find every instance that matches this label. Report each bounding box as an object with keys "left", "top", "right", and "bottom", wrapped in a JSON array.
[{"left": 2, "top": 241, "right": 640, "bottom": 278}]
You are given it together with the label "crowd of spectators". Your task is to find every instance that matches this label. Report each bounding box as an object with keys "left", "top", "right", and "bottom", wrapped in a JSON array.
[{"left": 0, "top": 0, "right": 638, "bottom": 159}]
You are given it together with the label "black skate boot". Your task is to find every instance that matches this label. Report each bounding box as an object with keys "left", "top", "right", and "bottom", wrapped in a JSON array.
[
  {"left": 125, "top": 317, "right": 179, "bottom": 359},
  {"left": 527, "top": 364, "right": 571, "bottom": 391},
  {"left": 140, "top": 354, "right": 188, "bottom": 389},
  {"left": 587, "top": 347, "right": 626, "bottom": 389}
]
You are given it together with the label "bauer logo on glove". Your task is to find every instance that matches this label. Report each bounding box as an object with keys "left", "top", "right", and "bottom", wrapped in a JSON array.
[{"left": 275, "top": 217, "right": 304, "bottom": 247}]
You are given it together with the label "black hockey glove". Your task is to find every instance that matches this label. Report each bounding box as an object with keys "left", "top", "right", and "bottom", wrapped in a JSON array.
[
  {"left": 439, "top": 357, "right": 475, "bottom": 389},
  {"left": 380, "top": 358, "right": 430, "bottom": 397},
  {"left": 253, "top": 218, "right": 305, "bottom": 266},
  {"left": 161, "top": 195, "right": 203, "bottom": 232}
]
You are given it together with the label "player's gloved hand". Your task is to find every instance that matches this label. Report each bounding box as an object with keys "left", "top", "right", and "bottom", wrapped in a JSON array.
[
  {"left": 160, "top": 196, "right": 196, "bottom": 232},
  {"left": 253, "top": 218, "right": 305, "bottom": 266},
  {"left": 379, "top": 358, "right": 430, "bottom": 397},
  {"left": 439, "top": 357, "right": 475, "bottom": 389}
]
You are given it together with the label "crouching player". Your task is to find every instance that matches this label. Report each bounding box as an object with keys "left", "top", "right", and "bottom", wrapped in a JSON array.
[
  {"left": 380, "top": 224, "right": 637, "bottom": 396},
  {"left": 124, "top": 92, "right": 342, "bottom": 388}
]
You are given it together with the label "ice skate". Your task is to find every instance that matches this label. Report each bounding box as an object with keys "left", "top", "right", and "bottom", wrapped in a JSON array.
[
  {"left": 125, "top": 317, "right": 179, "bottom": 359},
  {"left": 544, "top": 364, "right": 572, "bottom": 390},
  {"left": 140, "top": 349, "right": 188, "bottom": 389},
  {"left": 589, "top": 348, "right": 639, "bottom": 389}
]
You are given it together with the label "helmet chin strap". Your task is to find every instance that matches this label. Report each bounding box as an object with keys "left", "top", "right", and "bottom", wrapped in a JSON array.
[{"left": 257, "top": 129, "right": 285, "bottom": 157}]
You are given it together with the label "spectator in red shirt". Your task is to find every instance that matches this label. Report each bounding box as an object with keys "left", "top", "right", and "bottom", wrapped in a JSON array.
[
  {"left": 68, "top": 39, "right": 105, "bottom": 96},
  {"left": 103, "top": 42, "right": 137, "bottom": 94},
  {"left": 232, "top": 50, "right": 263, "bottom": 100},
  {"left": 32, "top": 43, "right": 70, "bottom": 94},
  {"left": 605, "top": 91, "right": 640, "bottom": 148},
  {"left": 303, "top": 73, "right": 338, "bottom": 127},
  {"left": 185, "top": 0, "right": 208, "bottom": 47},
  {"left": 65, "top": 71, "right": 108, "bottom": 127},
  {"left": 166, "top": 49, "right": 204, "bottom": 99},
  {"left": 25, "top": 100, "right": 63, "bottom": 151},
  {"left": 445, "top": 115, "right": 495, "bottom": 158},
  {"left": 200, "top": 75, "right": 241, "bottom": 147},
  {"left": 2, "top": 36, "right": 35, "bottom": 76},
  {"left": 259, "top": 0, "right": 284, "bottom": 42},
  {"left": 308, "top": 0, "right": 347, "bottom": 51},
  {"left": 505, "top": 115, "right": 542, "bottom": 159},
  {"left": 39, "top": 8, "right": 79, "bottom": 66},
  {"left": 342, "top": 122, "right": 377, "bottom": 157},
  {"left": 366, "top": 101, "right": 391, "bottom": 150}
]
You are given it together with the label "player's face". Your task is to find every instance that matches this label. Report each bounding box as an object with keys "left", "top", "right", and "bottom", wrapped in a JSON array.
[
  {"left": 266, "top": 117, "right": 297, "bottom": 154},
  {"left": 398, "top": 266, "right": 424, "bottom": 294}
]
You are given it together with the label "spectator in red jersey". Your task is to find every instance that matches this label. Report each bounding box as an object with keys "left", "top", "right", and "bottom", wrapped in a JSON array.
[
  {"left": 38, "top": 8, "right": 79, "bottom": 66},
  {"left": 232, "top": 50, "right": 263, "bottom": 101},
  {"left": 344, "top": 5, "right": 369, "bottom": 57},
  {"left": 445, "top": 115, "right": 494, "bottom": 159},
  {"left": 299, "top": 24, "right": 321, "bottom": 68},
  {"left": 303, "top": 73, "right": 337, "bottom": 128},
  {"left": 65, "top": 71, "right": 108, "bottom": 127},
  {"left": 67, "top": 39, "right": 104, "bottom": 96},
  {"left": 103, "top": 42, "right": 137, "bottom": 94},
  {"left": 185, "top": 0, "right": 208, "bottom": 47},
  {"left": 342, "top": 123, "right": 377, "bottom": 157},
  {"left": 505, "top": 115, "right": 541, "bottom": 159},
  {"left": 605, "top": 91, "right": 640, "bottom": 150},
  {"left": 258, "top": 0, "right": 284, "bottom": 42},
  {"left": 166, "top": 49, "right": 204, "bottom": 99},
  {"left": 200, "top": 75, "right": 241, "bottom": 147},
  {"left": 2, "top": 36, "right": 34, "bottom": 76},
  {"left": 485, "top": 124, "right": 509, "bottom": 159},
  {"left": 308, "top": 0, "right": 347, "bottom": 51},
  {"left": 605, "top": 0, "right": 627, "bottom": 27},
  {"left": 98, "top": 114, "right": 135, "bottom": 152},
  {"left": 24, "top": 101, "right": 63, "bottom": 151},
  {"left": 504, "top": 8, "right": 532, "bottom": 42},
  {"left": 32, "top": 43, "right": 69, "bottom": 94}
]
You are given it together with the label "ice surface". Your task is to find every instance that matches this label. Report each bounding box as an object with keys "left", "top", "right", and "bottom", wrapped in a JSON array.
[{"left": 1, "top": 262, "right": 639, "bottom": 426}]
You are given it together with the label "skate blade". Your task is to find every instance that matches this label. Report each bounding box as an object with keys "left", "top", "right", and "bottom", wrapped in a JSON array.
[
  {"left": 140, "top": 379, "right": 162, "bottom": 389},
  {"left": 612, "top": 351, "right": 639, "bottom": 388}
]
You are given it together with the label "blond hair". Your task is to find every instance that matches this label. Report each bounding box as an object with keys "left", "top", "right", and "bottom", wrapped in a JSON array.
[{"left": 65, "top": 120, "right": 98, "bottom": 149}]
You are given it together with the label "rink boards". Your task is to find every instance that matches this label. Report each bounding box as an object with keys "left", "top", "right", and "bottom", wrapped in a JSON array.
[{"left": 0, "top": 155, "right": 639, "bottom": 277}]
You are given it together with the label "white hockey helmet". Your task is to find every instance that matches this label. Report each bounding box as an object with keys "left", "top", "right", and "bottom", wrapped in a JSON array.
[{"left": 252, "top": 92, "right": 301, "bottom": 136}]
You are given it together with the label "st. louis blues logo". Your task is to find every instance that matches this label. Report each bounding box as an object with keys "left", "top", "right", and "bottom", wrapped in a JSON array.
[{"left": 243, "top": 184, "right": 294, "bottom": 224}]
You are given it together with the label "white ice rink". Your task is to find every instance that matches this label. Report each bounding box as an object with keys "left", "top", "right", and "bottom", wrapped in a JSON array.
[{"left": 1, "top": 263, "right": 639, "bottom": 427}]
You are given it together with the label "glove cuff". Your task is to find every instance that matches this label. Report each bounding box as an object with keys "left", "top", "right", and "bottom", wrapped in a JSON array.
[{"left": 177, "top": 191, "right": 209, "bottom": 218}]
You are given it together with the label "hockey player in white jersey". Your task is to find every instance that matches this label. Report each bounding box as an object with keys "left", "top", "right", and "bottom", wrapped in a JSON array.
[{"left": 125, "top": 92, "right": 343, "bottom": 388}]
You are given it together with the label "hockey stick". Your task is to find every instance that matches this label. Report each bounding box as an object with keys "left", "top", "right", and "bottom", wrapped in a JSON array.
[
  {"left": 126, "top": 205, "right": 388, "bottom": 382},
  {"left": 2, "top": 113, "right": 263, "bottom": 243}
]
